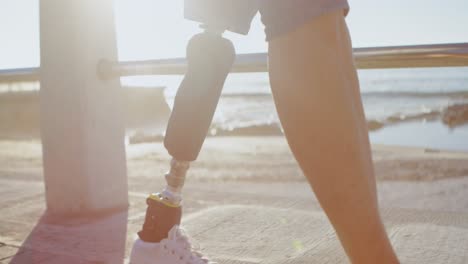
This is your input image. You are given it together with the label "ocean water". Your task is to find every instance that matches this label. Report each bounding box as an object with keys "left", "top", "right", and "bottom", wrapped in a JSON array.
[
  {"left": 121, "top": 66, "right": 468, "bottom": 151},
  {"left": 2, "top": 67, "right": 467, "bottom": 151}
]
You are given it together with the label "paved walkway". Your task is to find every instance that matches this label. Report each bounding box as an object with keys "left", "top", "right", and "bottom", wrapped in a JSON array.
[
  {"left": 1, "top": 178, "right": 468, "bottom": 263},
  {"left": 1, "top": 138, "right": 468, "bottom": 263}
]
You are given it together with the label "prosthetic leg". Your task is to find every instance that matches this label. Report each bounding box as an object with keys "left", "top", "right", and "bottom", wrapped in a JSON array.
[{"left": 136, "top": 27, "right": 235, "bottom": 243}]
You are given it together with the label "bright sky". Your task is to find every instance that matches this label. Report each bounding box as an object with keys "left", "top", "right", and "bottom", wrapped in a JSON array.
[{"left": 1, "top": 0, "right": 468, "bottom": 69}]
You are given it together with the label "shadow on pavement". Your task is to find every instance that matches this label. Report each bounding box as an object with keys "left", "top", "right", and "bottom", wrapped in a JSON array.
[{"left": 9, "top": 209, "right": 128, "bottom": 264}]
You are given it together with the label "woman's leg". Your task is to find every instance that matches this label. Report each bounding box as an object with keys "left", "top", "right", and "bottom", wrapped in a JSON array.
[{"left": 267, "top": 10, "right": 399, "bottom": 264}]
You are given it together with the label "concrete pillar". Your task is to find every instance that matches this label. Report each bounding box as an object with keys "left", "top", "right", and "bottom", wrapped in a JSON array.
[{"left": 39, "top": 0, "right": 128, "bottom": 215}]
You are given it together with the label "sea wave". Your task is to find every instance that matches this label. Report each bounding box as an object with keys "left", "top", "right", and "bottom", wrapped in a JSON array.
[
  {"left": 127, "top": 104, "right": 468, "bottom": 144},
  {"left": 361, "top": 91, "right": 468, "bottom": 99}
]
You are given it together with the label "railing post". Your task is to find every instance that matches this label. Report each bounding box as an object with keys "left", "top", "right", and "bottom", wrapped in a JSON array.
[{"left": 39, "top": 0, "right": 128, "bottom": 215}]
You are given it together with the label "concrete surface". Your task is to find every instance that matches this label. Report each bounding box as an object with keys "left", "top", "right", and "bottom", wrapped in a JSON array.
[{"left": 1, "top": 137, "right": 468, "bottom": 263}]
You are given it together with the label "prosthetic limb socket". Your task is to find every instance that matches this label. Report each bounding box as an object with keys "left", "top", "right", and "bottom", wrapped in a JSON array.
[{"left": 137, "top": 27, "right": 235, "bottom": 243}]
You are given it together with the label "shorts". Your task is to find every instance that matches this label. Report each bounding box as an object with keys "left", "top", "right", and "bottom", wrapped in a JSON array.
[{"left": 184, "top": 0, "right": 350, "bottom": 41}]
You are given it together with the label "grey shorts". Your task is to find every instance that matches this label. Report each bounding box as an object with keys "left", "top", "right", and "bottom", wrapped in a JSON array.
[{"left": 185, "top": 0, "right": 350, "bottom": 41}]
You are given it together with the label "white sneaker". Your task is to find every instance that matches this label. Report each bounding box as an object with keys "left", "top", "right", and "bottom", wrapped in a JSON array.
[{"left": 130, "top": 225, "right": 215, "bottom": 264}]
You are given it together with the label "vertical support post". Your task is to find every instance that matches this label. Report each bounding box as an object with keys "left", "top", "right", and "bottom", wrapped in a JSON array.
[{"left": 39, "top": 0, "right": 128, "bottom": 215}]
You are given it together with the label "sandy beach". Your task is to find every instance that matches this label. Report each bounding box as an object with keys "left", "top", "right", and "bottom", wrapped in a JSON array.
[{"left": 1, "top": 136, "right": 468, "bottom": 263}]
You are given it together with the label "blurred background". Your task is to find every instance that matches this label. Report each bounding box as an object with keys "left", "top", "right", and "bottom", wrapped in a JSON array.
[
  {"left": 1, "top": 0, "right": 468, "bottom": 151},
  {"left": 1, "top": 1, "right": 468, "bottom": 263}
]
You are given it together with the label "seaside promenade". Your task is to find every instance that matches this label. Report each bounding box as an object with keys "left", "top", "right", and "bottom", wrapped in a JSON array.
[
  {"left": 1, "top": 137, "right": 468, "bottom": 263},
  {"left": 2, "top": 1, "right": 468, "bottom": 263}
]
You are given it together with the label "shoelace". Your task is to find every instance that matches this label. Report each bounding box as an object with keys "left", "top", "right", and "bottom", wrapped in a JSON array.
[{"left": 164, "top": 225, "right": 216, "bottom": 264}]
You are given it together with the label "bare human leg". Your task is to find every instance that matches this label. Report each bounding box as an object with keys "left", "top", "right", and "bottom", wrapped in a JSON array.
[{"left": 267, "top": 10, "right": 399, "bottom": 264}]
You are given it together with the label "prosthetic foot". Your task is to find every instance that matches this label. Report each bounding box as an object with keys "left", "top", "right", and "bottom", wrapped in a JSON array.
[
  {"left": 137, "top": 193, "right": 182, "bottom": 243},
  {"left": 130, "top": 25, "right": 235, "bottom": 264},
  {"left": 136, "top": 158, "right": 189, "bottom": 243}
]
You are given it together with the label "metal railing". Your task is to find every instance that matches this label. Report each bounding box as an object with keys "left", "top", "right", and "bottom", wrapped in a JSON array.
[
  {"left": 1, "top": 43, "right": 468, "bottom": 84},
  {"left": 0, "top": 67, "right": 39, "bottom": 84}
]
